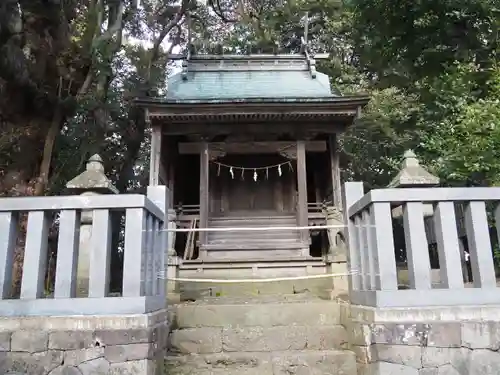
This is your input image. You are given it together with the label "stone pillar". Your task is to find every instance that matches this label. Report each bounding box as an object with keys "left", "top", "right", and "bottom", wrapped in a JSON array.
[
  {"left": 388, "top": 150, "right": 441, "bottom": 287},
  {"left": 324, "top": 206, "right": 345, "bottom": 261},
  {"left": 389, "top": 150, "right": 440, "bottom": 218},
  {"left": 147, "top": 185, "right": 180, "bottom": 303},
  {"left": 167, "top": 209, "right": 180, "bottom": 303},
  {"left": 66, "top": 154, "right": 118, "bottom": 297}
]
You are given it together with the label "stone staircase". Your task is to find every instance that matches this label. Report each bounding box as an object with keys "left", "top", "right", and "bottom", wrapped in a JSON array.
[
  {"left": 202, "top": 214, "right": 309, "bottom": 260},
  {"left": 165, "top": 294, "right": 357, "bottom": 375}
]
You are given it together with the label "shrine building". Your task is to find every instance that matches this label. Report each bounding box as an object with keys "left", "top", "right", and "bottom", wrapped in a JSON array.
[{"left": 136, "top": 49, "right": 369, "bottom": 291}]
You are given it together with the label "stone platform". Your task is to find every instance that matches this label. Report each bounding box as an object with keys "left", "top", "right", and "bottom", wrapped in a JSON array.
[
  {"left": 178, "top": 257, "right": 347, "bottom": 300},
  {"left": 0, "top": 309, "right": 169, "bottom": 375},
  {"left": 166, "top": 294, "right": 357, "bottom": 375},
  {"left": 343, "top": 303, "right": 500, "bottom": 375}
]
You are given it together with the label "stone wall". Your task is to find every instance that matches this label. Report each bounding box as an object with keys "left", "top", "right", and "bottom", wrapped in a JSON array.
[
  {"left": 344, "top": 304, "right": 500, "bottom": 375},
  {"left": 0, "top": 309, "right": 169, "bottom": 375}
]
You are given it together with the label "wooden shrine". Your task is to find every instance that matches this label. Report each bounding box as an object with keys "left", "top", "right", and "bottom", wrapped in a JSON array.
[{"left": 136, "top": 51, "right": 369, "bottom": 266}]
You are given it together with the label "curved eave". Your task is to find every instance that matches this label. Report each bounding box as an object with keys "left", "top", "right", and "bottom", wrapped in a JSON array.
[
  {"left": 135, "top": 95, "right": 370, "bottom": 106},
  {"left": 135, "top": 95, "right": 370, "bottom": 123}
]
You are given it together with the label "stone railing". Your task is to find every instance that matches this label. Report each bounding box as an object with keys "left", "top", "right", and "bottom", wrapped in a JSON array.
[
  {"left": 344, "top": 182, "right": 500, "bottom": 307},
  {"left": 0, "top": 189, "right": 167, "bottom": 316}
]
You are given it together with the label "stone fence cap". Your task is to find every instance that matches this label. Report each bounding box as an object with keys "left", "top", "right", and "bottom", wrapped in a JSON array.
[
  {"left": 388, "top": 149, "right": 440, "bottom": 188},
  {"left": 66, "top": 154, "right": 119, "bottom": 194}
]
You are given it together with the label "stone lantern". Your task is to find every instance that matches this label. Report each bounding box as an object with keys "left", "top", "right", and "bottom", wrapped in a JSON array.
[
  {"left": 389, "top": 150, "right": 440, "bottom": 218},
  {"left": 66, "top": 154, "right": 118, "bottom": 297}
]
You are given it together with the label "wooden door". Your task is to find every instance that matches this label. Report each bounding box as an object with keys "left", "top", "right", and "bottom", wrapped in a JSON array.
[{"left": 227, "top": 176, "right": 275, "bottom": 211}]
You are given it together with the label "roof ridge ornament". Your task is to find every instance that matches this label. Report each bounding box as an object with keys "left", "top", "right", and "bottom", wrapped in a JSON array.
[
  {"left": 300, "top": 12, "right": 321, "bottom": 79},
  {"left": 181, "top": 12, "right": 195, "bottom": 81}
]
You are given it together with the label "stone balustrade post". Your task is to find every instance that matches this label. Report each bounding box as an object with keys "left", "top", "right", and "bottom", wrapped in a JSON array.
[
  {"left": 66, "top": 154, "right": 118, "bottom": 297},
  {"left": 147, "top": 186, "right": 180, "bottom": 303}
]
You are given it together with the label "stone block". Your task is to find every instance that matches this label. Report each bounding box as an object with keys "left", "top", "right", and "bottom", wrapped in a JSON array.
[
  {"left": 351, "top": 345, "right": 375, "bottom": 364},
  {"left": 421, "top": 347, "right": 469, "bottom": 369},
  {"left": 48, "top": 330, "right": 95, "bottom": 350},
  {"left": 0, "top": 350, "right": 63, "bottom": 375},
  {"left": 427, "top": 323, "right": 461, "bottom": 347},
  {"left": 370, "top": 323, "right": 428, "bottom": 345},
  {"left": 372, "top": 344, "right": 422, "bottom": 369},
  {"left": 348, "top": 322, "right": 372, "bottom": 346},
  {"left": 165, "top": 352, "right": 273, "bottom": 375},
  {"left": 175, "top": 300, "right": 342, "bottom": 328},
  {"left": 305, "top": 326, "right": 349, "bottom": 350},
  {"left": 11, "top": 330, "right": 48, "bottom": 352},
  {"left": 104, "top": 343, "right": 154, "bottom": 363},
  {"left": 419, "top": 365, "right": 461, "bottom": 375},
  {"left": 271, "top": 350, "right": 357, "bottom": 375},
  {"left": 93, "top": 327, "right": 155, "bottom": 346},
  {"left": 469, "top": 349, "right": 500, "bottom": 374},
  {"left": 0, "top": 331, "right": 12, "bottom": 351},
  {"left": 48, "top": 365, "right": 83, "bottom": 375},
  {"left": 222, "top": 326, "right": 307, "bottom": 352},
  {"left": 64, "top": 347, "right": 105, "bottom": 366},
  {"left": 109, "top": 359, "right": 156, "bottom": 375},
  {"left": 461, "top": 322, "right": 500, "bottom": 350},
  {"left": 77, "top": 357, "right": 110, "bottom": 375},
  {"left": 361, "top": 361, "right": 419, "bottom": 375},
  {"left": 170, "top": 327, "right": 222, "bottom": 354}
]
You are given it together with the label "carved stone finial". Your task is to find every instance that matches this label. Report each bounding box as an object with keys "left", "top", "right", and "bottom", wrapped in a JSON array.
[
  {"left": 388, "top": 149, "right": 439, "bottom": 188},
  {"left": 66, "top": 154, "right": 118, "bottom": 194},
  {"left": 86, "top": 154, "right": 104, "bottom": 173},
  {"left": 402, "top": 150, "right": 419, "bottom": 168}
]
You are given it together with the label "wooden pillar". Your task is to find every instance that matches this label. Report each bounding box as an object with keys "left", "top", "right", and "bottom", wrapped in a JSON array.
[
  {"left": 329, "top": 134, "right": 342, "bottom": 209},
  {"left": 168, "top": 163, "right": 175, "bottom": 207},
  {"left": 199, "top": 141, "right": 209, "bottom": 248},
  {"left": 296, "top": 140, "right": 309, "bottom": 243},
  {"left": 149, "top": 125, "right": 162, "bottom": 186}
]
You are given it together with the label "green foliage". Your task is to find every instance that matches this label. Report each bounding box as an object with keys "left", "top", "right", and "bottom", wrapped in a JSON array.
[
  {"left": 1, "top": 0, "right": 499, "bottom": 196},
  {"left": 420, "top": 64, "right": 500, "bottom": 186}
]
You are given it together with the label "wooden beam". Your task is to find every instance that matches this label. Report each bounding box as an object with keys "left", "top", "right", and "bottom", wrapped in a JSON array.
[
  {"left": 149, "top": 125, "right": 162, "bottom": 186},
  {"left": 296, "top": 141, "right": 309, "bottom": 244},
  {"left": 159, "top": 161, "right": 168, "bottom": 185},
  {"left": 199, "top": 142, "right": 209, "bottom": 250},
  {"left": 179, "top": 141, "right": 327, "bottom": 155},
  {"left": 159, "top": 122, "right": 350, "bottom": 135},
  {"left": 329, "top": 134, "right": 342, "bottom": 208}
]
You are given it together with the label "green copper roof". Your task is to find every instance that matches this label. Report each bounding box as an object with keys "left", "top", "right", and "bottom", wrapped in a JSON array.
[{"left": 166, "top": 54, "right": 339, "bottom": 101}]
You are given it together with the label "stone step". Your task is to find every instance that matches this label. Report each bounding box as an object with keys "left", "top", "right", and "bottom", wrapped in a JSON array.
[
  {"left": 208, "top": 230, "right": 300, "bottom": 240},
  {"left": 173, "top": 298, "right": 342, "bottom": 328},
  {"left": 209, "top": 218, "right": 297, "bottom": 227},
  {"left": 165, "top": 349, "right": 357, "bottom": 375},
  {"left": 169, "top": 325, "right": 348, "bottom": 354},
  {"left": 185, "top": 293, "right": 324, "bottom": 304},
  {"left": 203, "top": 241, "right": 306, "bottom": 250}
]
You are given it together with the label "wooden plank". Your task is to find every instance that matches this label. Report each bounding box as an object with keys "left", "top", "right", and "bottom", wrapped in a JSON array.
[
  {"left": 179, "top": 141, "right": 327, "bottom": 154},
  {"left": 328, "top": 134, "right": 342, "bottom": 208},
  {"left": 296, "top": 141, "right": 308, "bottom": 243},
  {"left": 199, "top": 142, "right": 209, "bottom": 248},
  {"left": 149, "top": 125, "right": 162, "bottom": 186}
]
